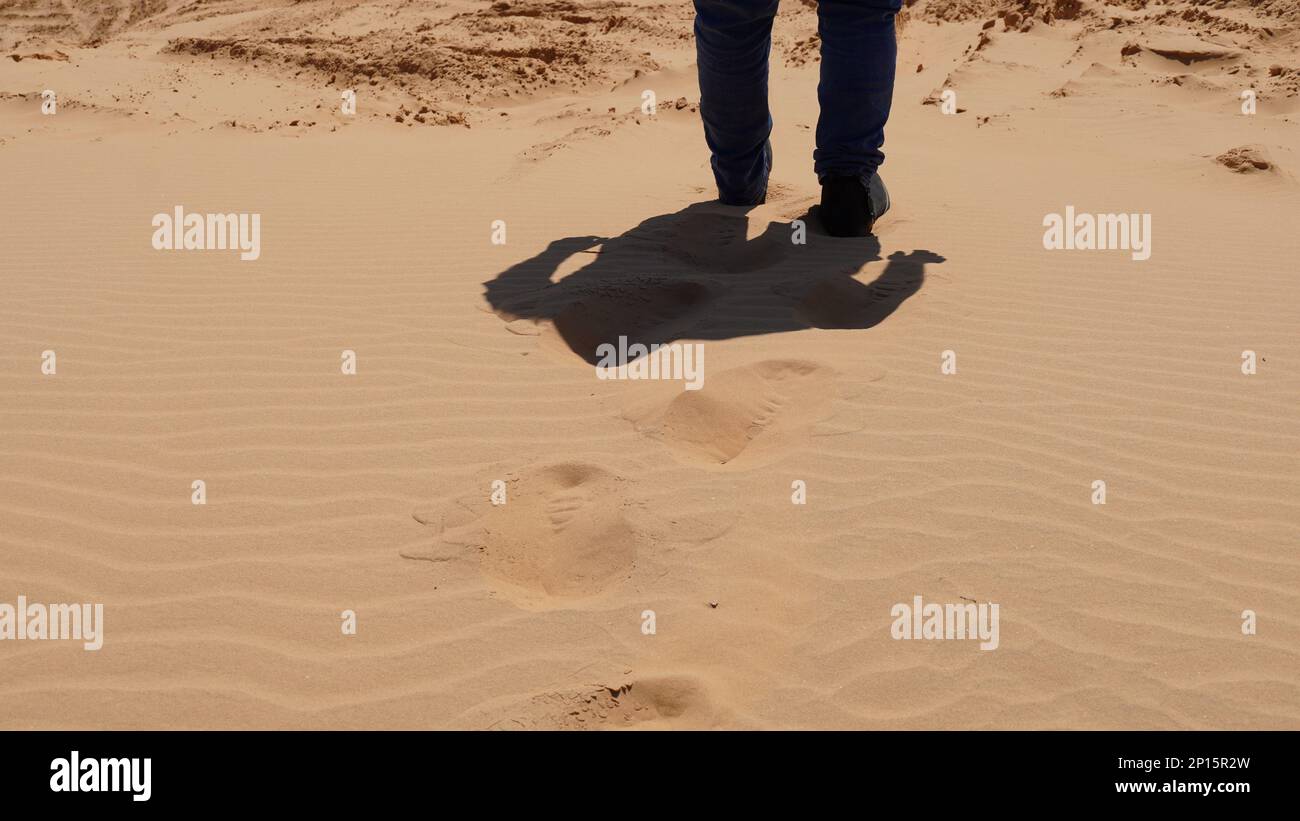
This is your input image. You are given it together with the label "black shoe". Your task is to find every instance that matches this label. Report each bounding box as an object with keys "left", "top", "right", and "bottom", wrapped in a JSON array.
[{"left": 818, "top": 173, "right": 890, "bottom": 237}]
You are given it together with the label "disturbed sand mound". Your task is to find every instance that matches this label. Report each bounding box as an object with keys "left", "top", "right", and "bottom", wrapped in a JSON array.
[
  {"left": 1215, "top": 144, "right": 1275, "bottom": 172},
  {"left": 913, "top": 0, "right": 1299, "bottom": 116},
  {"left": 910, "top": 0, "right": 1300, "bottom": 26},
  {"left": 162, "top": 1, "right": 689, "bottom": 108},
  {"left": 0, "top": 0, "right": 256, "bottom": 49},
  {"left": 6, "top": 0, "right": 1297, "bottom": 131}
]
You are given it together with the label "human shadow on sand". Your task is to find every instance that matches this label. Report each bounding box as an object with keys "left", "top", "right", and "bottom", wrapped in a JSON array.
[{"left": 483, "top": 200, "right": 945, "bottom": 365}]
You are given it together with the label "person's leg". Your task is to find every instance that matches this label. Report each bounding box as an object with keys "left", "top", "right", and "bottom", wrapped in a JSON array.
[
  {"left": 813, "top": 0, "right": 902, "bottom": 182},
  {"left": 694, "top": 0, "right": 781, "bottom": 205}
]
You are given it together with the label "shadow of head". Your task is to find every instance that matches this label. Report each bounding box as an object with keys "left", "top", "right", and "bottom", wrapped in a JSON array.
[{"left": 483, "top": 200, "right": 944, "bottom": 365}]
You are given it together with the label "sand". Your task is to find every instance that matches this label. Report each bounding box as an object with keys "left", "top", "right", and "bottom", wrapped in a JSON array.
[{"left": 1, "top": 0, "right": 1297, "bottom": 729}]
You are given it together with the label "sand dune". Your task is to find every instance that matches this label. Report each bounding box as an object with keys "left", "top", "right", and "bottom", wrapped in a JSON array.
[{"left": 1, "top": 0, "right": 1297, "bottom": 729}]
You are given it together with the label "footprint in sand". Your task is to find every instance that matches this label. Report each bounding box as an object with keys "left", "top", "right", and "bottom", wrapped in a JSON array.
[
  {"left": 595, "top": 675, "right": 718, "bottom": 728},
  {"left": 624, "top": 359, "right": 839, "bottom": 469},
  {"left": 480, "top": 673, "right": 722, "bottom": 730},
  {"left": 405, "top": 462, "right": 638, "bottom": 599}
]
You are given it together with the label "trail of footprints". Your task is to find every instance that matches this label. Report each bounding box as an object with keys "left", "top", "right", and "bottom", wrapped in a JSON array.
[
  {"left": 403, "top": 354, "right": 841, "bottom": 725},
  {"left": 405, "top": 359, "right": 841, "bottom": 594},
  {"left": 407, "top": 209, "right": 865, "bottom": 725}
]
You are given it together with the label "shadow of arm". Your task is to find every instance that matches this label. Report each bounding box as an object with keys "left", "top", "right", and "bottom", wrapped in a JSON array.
[{"left": 482, "top": 235, "right": 603, "bottom": 319}]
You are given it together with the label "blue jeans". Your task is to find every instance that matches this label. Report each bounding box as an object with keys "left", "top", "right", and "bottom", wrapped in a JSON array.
[{"left": 694, "top": 0, "right": 902, "bottom": 204}]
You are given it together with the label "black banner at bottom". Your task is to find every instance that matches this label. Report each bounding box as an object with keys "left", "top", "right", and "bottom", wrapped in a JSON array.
[{"left": 2, "top": 730, "right": 1290, "bottom": 808}]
